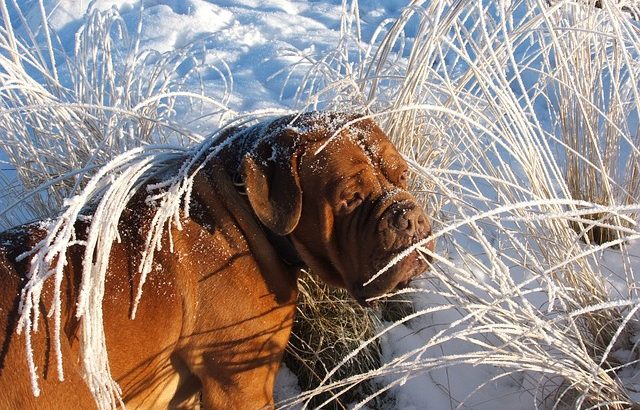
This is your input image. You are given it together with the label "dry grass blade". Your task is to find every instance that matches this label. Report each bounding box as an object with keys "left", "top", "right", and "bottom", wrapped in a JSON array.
[
  {"left": 280, "top": 0, "right": 640, "bottom": 408},
  {"left": 283, "top": 271, "right": 389, "bottom": 409}
]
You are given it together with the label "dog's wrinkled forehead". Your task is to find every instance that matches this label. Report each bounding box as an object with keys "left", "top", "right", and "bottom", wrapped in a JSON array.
[
  {"left": 301, "top": 119, "right": 405, "bottom": 180},
  {"left": 233, "top": 112, "right": 403, "bottom": 176},
  {"left": 281, "top": 111, "right": 368, "bottom": 140},
  {"left": 286, "top": 113, "right": 400, "bottom": 165}
]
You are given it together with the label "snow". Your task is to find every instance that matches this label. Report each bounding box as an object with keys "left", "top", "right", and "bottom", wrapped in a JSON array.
[
  {"left": 28, "top": 0, "right": 351, "bottom": 112},
  {"left": 274, "top": 363, "right": 303, "bottom": 408},
  {"left": 2, "top": 0, "right": 640, "bottom": 409},
  {"left": 380, "top": 296, "right": 534, "bottom": 410},
  {"left": 37, "top": 0, "right": 408, "bottom": 113}
]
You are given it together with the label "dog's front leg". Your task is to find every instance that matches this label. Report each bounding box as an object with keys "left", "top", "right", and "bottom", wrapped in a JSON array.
[{"left": 198, "top": 361, "right": 280, "bottom": 410}]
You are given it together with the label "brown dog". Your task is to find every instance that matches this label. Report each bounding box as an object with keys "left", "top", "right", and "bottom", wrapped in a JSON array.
[{"left": 0, "top": 112, "right": 433, "bottom": 409}]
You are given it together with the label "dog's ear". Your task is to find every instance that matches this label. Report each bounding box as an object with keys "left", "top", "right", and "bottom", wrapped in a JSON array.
[{"left": 242, "top": 129, "right": 302, "bottom": 236}]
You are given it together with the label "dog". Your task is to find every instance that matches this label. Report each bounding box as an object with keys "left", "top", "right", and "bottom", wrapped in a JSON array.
[{"left": 0, "top": 112, "right": 433, "bottom": 409}]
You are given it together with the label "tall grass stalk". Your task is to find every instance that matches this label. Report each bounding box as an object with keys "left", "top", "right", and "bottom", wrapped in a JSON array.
[
  {"left": 0, "top": 2, "right": 235, "bottom": 408},
  {"left": 280, "top": 0, "right": 640, "bottom": 407}
]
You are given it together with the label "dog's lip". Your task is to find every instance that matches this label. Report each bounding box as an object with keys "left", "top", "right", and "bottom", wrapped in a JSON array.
[
  {"left": 370, "top": 245, "right": 430, "bottom": 277},
  {"left": 352, "top": 254, "right": 429, "bottom": 307}
]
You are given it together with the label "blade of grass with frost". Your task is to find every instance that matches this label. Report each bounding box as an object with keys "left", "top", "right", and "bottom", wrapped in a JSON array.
[
  {"left": 283, "top": 0, "right": 640, "bottom": 407},
  {"left": 0, "top": 3, "right": 234, "bottom": 224}
]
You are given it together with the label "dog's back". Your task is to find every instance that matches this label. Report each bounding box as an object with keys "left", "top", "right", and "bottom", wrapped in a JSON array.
[
  {"left": 0, "top": 217, "right": 188, "bottom": 409},
  {"left": 0, "top": 226, "right": 98, "bottom": 408}
]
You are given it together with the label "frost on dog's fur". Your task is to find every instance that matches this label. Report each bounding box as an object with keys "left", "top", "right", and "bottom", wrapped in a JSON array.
[
  {"left": 4, "top": 0, "right": 640, "bottom": 409},
  {"left": 0, "top": 4, "right": 234, "bottom": 408},
  {"left": 15, "top": 146, "right": 183, "bottom": 406},
  {"left": 12, "top": 114, "right": 284, "bottom": 408}
]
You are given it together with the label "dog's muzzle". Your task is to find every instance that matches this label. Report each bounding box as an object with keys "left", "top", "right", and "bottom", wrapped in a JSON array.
[
  {"left": 378, "top": 200, "right": 433, "bottom": 255},
  {"left": 352, "top": 198, "right": 434, "bottom": 306}
]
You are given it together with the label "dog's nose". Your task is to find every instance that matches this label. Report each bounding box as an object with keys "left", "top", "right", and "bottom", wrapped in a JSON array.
[{"left": 390, "top": 204, "right": 430, "bottom": 238}]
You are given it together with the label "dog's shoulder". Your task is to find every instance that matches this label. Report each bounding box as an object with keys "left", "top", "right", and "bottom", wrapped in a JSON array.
[{"left": 0, "top": 222, "right": 48, "bottom": 276}]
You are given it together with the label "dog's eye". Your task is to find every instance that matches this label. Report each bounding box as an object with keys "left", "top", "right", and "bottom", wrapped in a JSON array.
[{"left": 339, "top": 191, "right": 363, "bottom": 214}]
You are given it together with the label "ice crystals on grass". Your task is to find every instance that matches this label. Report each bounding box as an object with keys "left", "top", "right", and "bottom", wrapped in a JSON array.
[
  {"left": 15, "top": 145, "right": 193, "bottom": 409},
  {"left": 14, "top": 110, "right": 296, "bottom": 410}
]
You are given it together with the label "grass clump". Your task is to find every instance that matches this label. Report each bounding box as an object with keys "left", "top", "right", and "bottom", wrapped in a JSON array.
[
  {"left": 283, "top": 272, "right": 386, "bottom": 409},
  {"left": 542, "top": 1, "right": 640, "bottom": 247},
  {"left": 281, "top": 0, "right": 640, "bottom": 408}
]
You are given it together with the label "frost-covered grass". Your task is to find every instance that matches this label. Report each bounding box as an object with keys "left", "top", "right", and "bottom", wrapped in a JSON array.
[
  {"left": 1, "top": 0, "right": 640, "bottom": 409},
  {"left": 0, "top": 2, "right": 236, "bottom": 408},
  {"left": 282, "top": 0, "right": 640, "bottom": 408},
  {"left": 0, "top": 1, "right": 232, "bottom": 227}
]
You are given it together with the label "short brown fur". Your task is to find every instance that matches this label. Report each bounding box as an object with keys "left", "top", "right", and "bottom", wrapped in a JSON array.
[{"left": 0, "top": 113, "right": 433, "bottom": 409}]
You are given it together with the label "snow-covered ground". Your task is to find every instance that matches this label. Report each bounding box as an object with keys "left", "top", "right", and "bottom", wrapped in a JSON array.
[
  {"left": 16, "top": 0, "right": 401, "bottom": 112},
  {"left": 2, "top": 0, "right": 640, "bottom": 409}
]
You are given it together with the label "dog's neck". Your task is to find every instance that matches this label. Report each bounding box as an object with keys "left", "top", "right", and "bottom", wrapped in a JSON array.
[
  {"left": 201, "top": 127, "right": 305, "bottom": 269},
  {"left": 261, "top": 229, "right": 304, "bottom": 268}
]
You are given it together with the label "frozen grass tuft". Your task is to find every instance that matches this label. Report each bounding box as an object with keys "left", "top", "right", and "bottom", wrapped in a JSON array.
[
  {"left": 279, "top": 0, "right": 640, "bottom": 408},
  {"left": 0, "top": 2, "right": 236, "bottom": 408},
  {"left": 541, "top": 0, "right": 640, "bottom": 247},
  {"left": 283, "top": 271, "right": 387, "bottom": 409},
  {"left": 0, "top": 1, "right": 233, "bottom": 228}
]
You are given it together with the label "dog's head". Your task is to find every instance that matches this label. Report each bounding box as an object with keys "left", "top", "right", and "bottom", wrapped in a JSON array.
[{"left": 242, "top": 112, "right": 433, "bottom": 305}]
